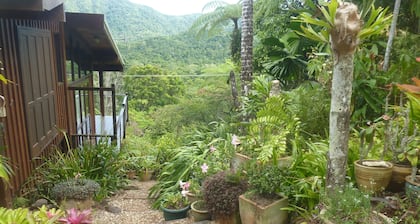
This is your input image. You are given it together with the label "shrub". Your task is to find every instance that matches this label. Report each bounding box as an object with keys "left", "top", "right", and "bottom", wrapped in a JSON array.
[
  {"left": 246, "top": 162, "right": 287, "bottom": 198},
  {"left": 202, "top": 171, "right": 247, "bottom": 219},
  {"left": 161, "top": 192, "right": 189, "bottom": 209},
  {"left": 51, "top": 179, "right": 100, "bottom": 201}
]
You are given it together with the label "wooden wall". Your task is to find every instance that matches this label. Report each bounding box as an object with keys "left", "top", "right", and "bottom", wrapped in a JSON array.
[{"left": 0, "top": 6, "right": 68, "bottom": 206}]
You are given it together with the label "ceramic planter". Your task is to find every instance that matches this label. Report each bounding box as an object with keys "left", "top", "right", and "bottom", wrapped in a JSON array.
[
  {"left": 139, "top": 169, "right": 154, "bottom": 181},
  {"left": 388, "top": 163, "right": 411, "bottom": 192},
  {"left": 230, "top": 152, "right": 252, "bottom": 173},
  {"left": 239, "top": 193, "right": 288, "bottom": 224},
  {"left": 161, "top": 205, "right": 190, "bottom": 221},
  {"left": 405, "top": 175, "right": 420, "bottom": 205},
  {"left": 186, "top": 192, "right": 200, "bottom": 204},
  {"left": 354, "top": 160, "right": 393, "bottom": 193},
  {"left": 190, "top": 200, "right": 211, "bottom": 222}
]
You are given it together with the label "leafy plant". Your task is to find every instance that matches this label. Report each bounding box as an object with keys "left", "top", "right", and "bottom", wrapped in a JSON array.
[
  {"left": 246, "top": 162, "right": 287, "bottom": 198},
  {"left": 202, "top": 171, "right": 247, "bottom": 219},
  {"left": 161, "top": 192, "right": 189, "bottom": 209},
  {"left": 320, "top": 184, "right": 371, "bottom": 223},
  {"left": 0, "top": 153, "right": 13, "bottom": 183},
  {"left": 33, "top": 141, "right": 126, "bottom": 201}
]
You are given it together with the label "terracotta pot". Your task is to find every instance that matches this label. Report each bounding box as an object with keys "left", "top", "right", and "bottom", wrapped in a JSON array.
[
  {"left": 186, "top": 192, "right": 200, "bottom": 204},
  {"left": 239, "top": 193, "right": 288, "bottom": 224},
  {"left": 405, "top": 175, "right": 420, "bottom": 205},
  {"left": 354, "top": 160, "right": 393, "bottom": 193},
  {"left": 387, "top": 163, "right": 411, "bottom": 192},
  {"left": 190, "top": 200, "right": 211, "bottom": 222}
]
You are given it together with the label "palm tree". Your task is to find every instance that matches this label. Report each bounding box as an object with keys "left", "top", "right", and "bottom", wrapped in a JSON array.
[
  {"left": 189, "top": 1, "right": 242, "bottom": 62},
  {"left": 240, "top": 0, "right": 253, "bottom": 97},
  {"left": 383, "top": 0, "right": 402, "bottom": 71}
]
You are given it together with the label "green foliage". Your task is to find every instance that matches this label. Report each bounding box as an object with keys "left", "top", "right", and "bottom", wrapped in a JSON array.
[
  {"left": 285, "top": 82, "right": 330, "bottom": 138},
  {"left": 0, "top": 154, "right": 12, "bottom": 183},
  {"left": 0, "top": 205, "right": 64, "bottom": 224},
  {"left": 321, "top": 184, "right": 371, "bottom": 223},
  {"left": 124, "top": 65, "right": 185, "bottom": 111},
  {"left": 33, "top": 142, "right": 126, "bottom": 201},
  {"left": 202, "top": 171, "right": 247, "bottom": 218},
  {"left": 161, "top": 192, "right": 189, "bottom": 209},
  {"left": 51, "top": 179, "right": 100, "bottom": 201},
  {"left": 0, "top": 207, "right": 29, "bottom": 224},
  {"left": 246, "top": 163, "right": 287, "bottom": 198},
  {"left": 149, "top": 122, "right": 232, "bottom": 208}
]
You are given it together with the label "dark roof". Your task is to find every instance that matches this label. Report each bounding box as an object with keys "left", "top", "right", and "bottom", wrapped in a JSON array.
[{"left": 65, "top": 12, "right": 124, "bottom": 71}]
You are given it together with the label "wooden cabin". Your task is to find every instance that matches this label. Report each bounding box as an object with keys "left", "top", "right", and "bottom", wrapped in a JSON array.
[{"left": 0, "top": 0, "right": 125, "bottom": 206}]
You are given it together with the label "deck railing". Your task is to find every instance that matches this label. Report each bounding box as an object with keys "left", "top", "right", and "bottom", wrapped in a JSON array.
[{"left": 68, "top": 84, "right": 128, "bottom": 149}]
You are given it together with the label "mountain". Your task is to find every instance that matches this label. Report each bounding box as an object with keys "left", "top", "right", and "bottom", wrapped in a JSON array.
[
  {"left": 64, "top": 0, "right": 230, "bottom": 71},
  {"left": 64, "top": 0, "right": 199, "bottom": 40}
]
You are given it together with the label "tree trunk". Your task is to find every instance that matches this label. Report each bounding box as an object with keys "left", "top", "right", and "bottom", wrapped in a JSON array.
[
  {"left": 240, "top": 0, "right": 253, "bottom": 97},
  {"left": 326, "top": 2, "right": 361, "bottom": 191},
  {"left": 383, "top": 0, "right": 401, "bottom": 72},
  {"left": 229, "top": 71, "right": 240, "bottom": 109}
]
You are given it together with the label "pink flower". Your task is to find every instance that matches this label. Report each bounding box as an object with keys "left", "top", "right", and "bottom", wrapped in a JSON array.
[
  {"left": 179, "top": 181, "right": 190, "bottom": 191},
  {"left": 47, "top": 211, "right": 54, "bottom": 219},
  {"left": 231, "top": 135, "right": 241, "bottom": 146},
  {"left": 382, "top": 114, "right": 391, "bottom": 121},
  {"left": 201, "top": 163, "right": 209, "bottom": 173},
  {"left": 58, "top": 208, "right": 92, "bottom": 224},
  {"left": 210, "top": 145, "right": 216, "bottom": 153}
]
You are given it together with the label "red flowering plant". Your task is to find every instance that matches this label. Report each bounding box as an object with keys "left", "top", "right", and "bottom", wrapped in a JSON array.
[{"left": 58, "top": 208, "right": 92, "bottom": 224}]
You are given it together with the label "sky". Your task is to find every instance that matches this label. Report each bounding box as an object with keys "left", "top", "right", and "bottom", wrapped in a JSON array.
[{"left": 129, "top": 0, "right": 239, "bottom": 16}]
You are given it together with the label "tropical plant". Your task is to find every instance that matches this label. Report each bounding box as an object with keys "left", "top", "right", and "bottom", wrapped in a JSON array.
[
  {"left": 33, "top": 142, "right": 126, "bottom": 201},
  {"left": 240, "top": 0, "right": 253, "bottom": 97},
  {"left": 189, "top": 0, "right": 242, "bottom": 62},
  {"left": 0, "top": 205, "right": 64, "bottom": 224},
  {"left": 58, "top": 208, "right": 92, "bottom": 224},
  {"left": 202, "top": 171, "right": 247, "bottom": 219},
  {"left": 0, "top": 152, "right": 13, "bottom": 183}
]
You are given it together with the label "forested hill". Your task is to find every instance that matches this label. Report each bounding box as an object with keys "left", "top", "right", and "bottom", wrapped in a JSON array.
[
  {"left": 64, "top": 0, "right": 199, "bottom": 39},
  {"left": 64, "top": 0, "right": 230, "bottom": 71}
]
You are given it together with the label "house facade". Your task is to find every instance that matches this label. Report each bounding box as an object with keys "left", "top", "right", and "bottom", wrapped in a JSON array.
[{"left": 0, "top": 0, "right": 125, "bottom": 206}]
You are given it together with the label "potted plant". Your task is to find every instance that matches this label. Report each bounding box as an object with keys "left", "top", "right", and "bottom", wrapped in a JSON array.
[
  {"left": 239, "top": 162, "right": 288, "bottom": 224},
  {"left": 139, "top": 155, "right": 157, "bottom": 181},
  {"left": 122, "top": 153, "right": 142, "bottom": 179},
  {"left": 396, "top": 77, "right": 420, "bottom": 204},
  {"left": 183, "top": 179, "right": 202, "bottom": 203},
  {"left": 190, "top": 199, "right": 211, "bottom": 222},
  {"left": 160, "top": 192, "right": 190, "bottom": 221},
  {"left": 202, "top": 171, "right": 247, "bottom": 224},
  {"left": 353, "top": 120, "right": 393, "bottom": 193}
]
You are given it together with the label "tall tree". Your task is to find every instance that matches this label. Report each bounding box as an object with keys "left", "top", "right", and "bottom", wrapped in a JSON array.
[
  {"left": 383, "top": 0, "right": 402, "bottom": 71},
  {"left": 240, "top": 0, "right": 253, "bottom": 97},
  {"left": 327, "top": 2, "right": 361, "bottom": 189}
]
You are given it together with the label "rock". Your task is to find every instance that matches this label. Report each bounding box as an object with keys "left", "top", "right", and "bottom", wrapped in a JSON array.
[
  {"left": 31, "top": 199, "right": 49, "bottom": 209},
  {"left": 105, "top": 205, "right": 122, "bottom": 214}
]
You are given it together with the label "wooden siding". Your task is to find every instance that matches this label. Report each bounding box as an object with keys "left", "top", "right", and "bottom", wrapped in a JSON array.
[{"left": 0, "top": 11, "right": 67, "bottom": 205}]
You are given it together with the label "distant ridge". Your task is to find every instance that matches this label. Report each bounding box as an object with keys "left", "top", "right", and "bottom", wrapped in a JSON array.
[{"left": 64, "top": 0, "right": 199, "bottom": 40}]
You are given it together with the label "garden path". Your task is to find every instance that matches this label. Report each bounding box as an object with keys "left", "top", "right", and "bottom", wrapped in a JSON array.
[{"left": 92, "top": 180, "right": 203, "bottom": 224}]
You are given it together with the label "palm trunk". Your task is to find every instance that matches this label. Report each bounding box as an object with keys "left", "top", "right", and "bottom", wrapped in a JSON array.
[
  {"left": 383, "top": 0, "right": 401, "bottom": 72},
  {"left": 229, "top": 71, "right": 240, "bottom": 109},
  {"left": 326, "top": 2, "right": 361, "bottom": 191},
  {"left": 240, "top": 0, "right": 253, "bottom": 97}
]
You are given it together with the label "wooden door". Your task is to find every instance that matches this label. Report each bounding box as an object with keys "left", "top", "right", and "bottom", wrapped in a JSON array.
[{"left": 18, "top": 26, "right": 57, "bottom": 158}]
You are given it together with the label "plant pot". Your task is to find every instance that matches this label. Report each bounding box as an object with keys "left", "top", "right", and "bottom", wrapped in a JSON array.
[
  {"left": 214, "top": 211, "right": 241, "bottom": 224},
  {"left": 405, "top": 175, "right": 420, "bottom": 205},
  {"left": 185, "top": 192, "right": 200, "bottom": 204},
  {"left": 230, "top": 152, "right": 252, "bottom": 173},
  {"left": 239, "top": 193, "right": 288, "bottom": 224},
  {"left": 387, "top": 163, "right": 411, "bottom": 192},
  {"left": 126, "top": 170, "right": 137, "bottom": 180},
  {"left": 191, "top": 200, "right": 211, "bottom": 222},
  {"left": 277, "top": 156, "right": 293, "bottom": 168},
  {"left": 354, "top": 160, "right": 393, "bottom": 193},
  {"left": 161, "top": 205, "right": 190, "bottom": 221},
  {"left": 139, "top": 169, "right": 154, "bottom": 181}
]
